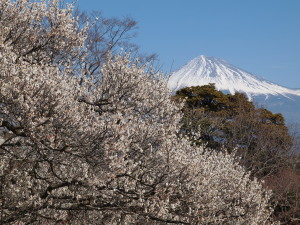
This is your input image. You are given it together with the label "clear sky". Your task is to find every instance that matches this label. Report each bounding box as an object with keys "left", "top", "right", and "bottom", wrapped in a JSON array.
[{"left": 77, "top": 0, "right": 300, "bottom": 89}]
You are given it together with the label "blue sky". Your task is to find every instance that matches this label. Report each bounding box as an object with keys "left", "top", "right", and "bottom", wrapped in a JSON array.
[{"left": 77, "top": 0, "right": 300, "bottom": 88}]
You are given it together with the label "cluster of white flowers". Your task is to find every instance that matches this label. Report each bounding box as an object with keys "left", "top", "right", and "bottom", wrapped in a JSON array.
[
  {"left": 0, "top": 0, "right": 276, "bottom": 224},
  {"left": 0, "top": 0, "right": 87, "bottom": 70}
]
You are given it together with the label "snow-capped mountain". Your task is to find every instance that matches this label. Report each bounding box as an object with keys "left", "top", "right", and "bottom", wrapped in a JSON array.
[{"left": 168, "top": 55, "right": 300, "bottom": 123}]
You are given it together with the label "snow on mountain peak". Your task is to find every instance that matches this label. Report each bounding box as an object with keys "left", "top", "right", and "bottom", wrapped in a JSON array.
[{"left": 168, "top": 55, "right": 300, "bottom": 99}]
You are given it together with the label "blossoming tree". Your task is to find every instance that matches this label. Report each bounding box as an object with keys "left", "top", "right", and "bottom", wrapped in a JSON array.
[{"left": 0, "top": 0, "right": 275, "bottom": 224}]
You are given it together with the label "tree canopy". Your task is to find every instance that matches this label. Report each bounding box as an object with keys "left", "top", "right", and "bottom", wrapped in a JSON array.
[
  {"left": 0, "top": 0, "right": 276, "bottom": 224},
  {"left": 174, "top": 84, "right": 292, "bottom": 178}
]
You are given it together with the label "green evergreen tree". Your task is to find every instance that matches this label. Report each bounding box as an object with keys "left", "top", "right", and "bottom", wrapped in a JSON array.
[{"left": 173, "top": 84, "right": 292, "bottom": 178}]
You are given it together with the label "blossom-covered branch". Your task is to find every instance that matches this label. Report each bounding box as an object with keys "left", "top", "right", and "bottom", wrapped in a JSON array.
[{"left": 0, "top": 0, "right": 276, "bottom": 224}]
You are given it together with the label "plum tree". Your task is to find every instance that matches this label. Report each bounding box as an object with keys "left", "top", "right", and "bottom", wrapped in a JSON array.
[{"left": 0, "top": 0, "right": 275, "bottom": 224}]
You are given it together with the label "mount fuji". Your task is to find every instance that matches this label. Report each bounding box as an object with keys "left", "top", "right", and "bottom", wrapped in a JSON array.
[{"left": 168, "top": 55, "right": 300, "bottom": 124}]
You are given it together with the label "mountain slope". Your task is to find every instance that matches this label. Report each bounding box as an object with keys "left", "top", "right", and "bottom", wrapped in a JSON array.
[{"left": 168, "top": 55, "right": 300, "bottom": 123}]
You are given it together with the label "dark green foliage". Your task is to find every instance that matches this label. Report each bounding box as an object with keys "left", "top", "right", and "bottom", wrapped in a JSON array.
[
  {"left": 175, "top": 86, "right": 300, "bottom": 223},
  {"left": 173, "top": 84, "right": 292, "bottom": 178}
]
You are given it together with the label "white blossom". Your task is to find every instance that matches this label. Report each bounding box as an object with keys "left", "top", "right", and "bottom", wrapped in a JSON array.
[{"left": 0, "top": 0, "right": 276, "bottom": 224}]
